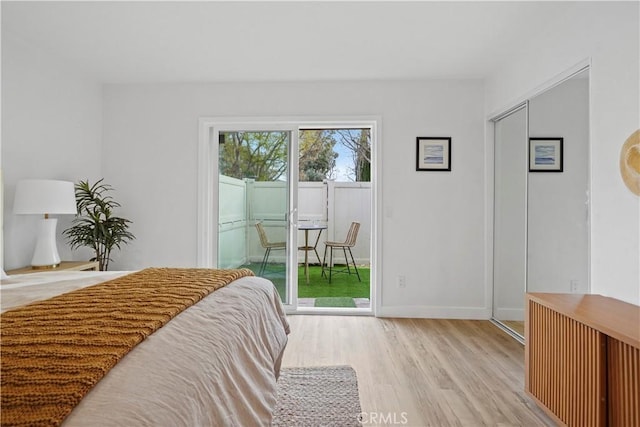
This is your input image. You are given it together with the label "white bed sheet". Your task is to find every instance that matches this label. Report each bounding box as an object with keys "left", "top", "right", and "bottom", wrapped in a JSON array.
[{"left": 1, "top": 270, "right": 290, "bottom": 426}]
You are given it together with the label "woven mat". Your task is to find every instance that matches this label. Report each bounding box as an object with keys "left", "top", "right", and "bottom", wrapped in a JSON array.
[{"left": 273, "top": 366, "right": 362, "bottom": 427}]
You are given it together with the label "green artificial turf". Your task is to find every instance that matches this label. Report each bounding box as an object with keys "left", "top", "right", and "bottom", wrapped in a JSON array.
[
  {"left": 314, "top": 297, "right": 357, "bottom": 308},
  {"left": 297, "top": 266, "right": 369, "bottom": 298},
  {"left": 241, "top": 263, "right": 370, "bottom": 301}
]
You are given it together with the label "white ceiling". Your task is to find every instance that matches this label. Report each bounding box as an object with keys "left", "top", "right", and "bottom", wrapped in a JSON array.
[{"left": 2, "top": 1, "right": 567, "bottom": 84}]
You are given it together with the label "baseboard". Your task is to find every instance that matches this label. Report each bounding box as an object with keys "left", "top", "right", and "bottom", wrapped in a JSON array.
[
  {"left": 377, "top": 305, "right": 492, "bottom": 319},
  {"left": 494, "top": 307, "right": 525, "bottom": 321}
]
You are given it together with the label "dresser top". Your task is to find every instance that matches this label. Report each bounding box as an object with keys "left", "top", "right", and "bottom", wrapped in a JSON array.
[{"left": 527, "top": 293, "right": 640, "bottom": 348}]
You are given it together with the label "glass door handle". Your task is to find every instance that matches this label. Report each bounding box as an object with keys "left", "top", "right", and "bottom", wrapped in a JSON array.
[{"left": 288, "top": 208, "right": 298, "bottom": 227}]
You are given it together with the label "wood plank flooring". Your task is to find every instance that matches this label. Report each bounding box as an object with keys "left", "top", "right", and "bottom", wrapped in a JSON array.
[
  {"left": 502, "top": 320, "right": 525, "bottom": 336},
  {"left": 281, "top": 316, "right": 555, "bottom": 426}
]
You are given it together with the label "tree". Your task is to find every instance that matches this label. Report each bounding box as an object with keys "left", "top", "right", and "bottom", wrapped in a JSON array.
[
  {"left": 335, "top": 129, "right": 371, "bottom": 181},
  {"left": 219, "top": 132, "right": 288, "bottom": 181},
  {"left": 218, "top": 129, "right": 367, "bottom": 182},
  {"left": 299, "top": 130, "right": 337, "bottom": 181}
]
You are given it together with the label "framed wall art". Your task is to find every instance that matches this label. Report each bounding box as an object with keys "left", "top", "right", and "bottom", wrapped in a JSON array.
[
  {"left": 529, "top": 137, "right": 563, "bottom": 172},
  {"left": 416, "top": 137, "right": 451, "bottom": 171}
]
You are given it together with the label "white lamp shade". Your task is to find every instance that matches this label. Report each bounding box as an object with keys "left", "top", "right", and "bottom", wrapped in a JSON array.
[{"left": 13, "top": 180, "right": 77, "bottom": 215}]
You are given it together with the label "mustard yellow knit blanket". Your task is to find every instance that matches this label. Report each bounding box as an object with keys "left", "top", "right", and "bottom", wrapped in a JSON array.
[{"left": 1, "top": 267, "right": 254, "bottom": 427}]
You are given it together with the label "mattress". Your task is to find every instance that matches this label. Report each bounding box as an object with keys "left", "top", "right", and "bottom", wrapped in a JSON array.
[{"left": 1, "top": 270, "right": 290, "bottom": 426}]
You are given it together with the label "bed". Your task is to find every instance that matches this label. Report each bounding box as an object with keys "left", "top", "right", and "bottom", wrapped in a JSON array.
[{"left": 1, "top": 268, "right": 289, "bottom": 427}]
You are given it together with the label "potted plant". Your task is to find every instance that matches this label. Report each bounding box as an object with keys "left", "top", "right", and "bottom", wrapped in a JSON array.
[{"left": 64, "top": 179, "right": 134, "bottom": 271}]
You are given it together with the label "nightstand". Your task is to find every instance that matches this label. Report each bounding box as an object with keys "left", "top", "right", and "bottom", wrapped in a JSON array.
[{"left": 6, "top": 261, "right": 100, "bottom": 275}]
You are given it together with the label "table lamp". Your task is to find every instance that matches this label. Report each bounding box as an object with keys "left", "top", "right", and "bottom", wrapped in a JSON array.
[{"left": 13, "top": 179, "right": 77, "bottom": 269}]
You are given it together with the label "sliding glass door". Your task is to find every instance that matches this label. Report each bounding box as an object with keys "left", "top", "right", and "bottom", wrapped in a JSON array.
[
  {"left": 199, "top": 117, "right": 378, "bottom": 314},
  {"left": 215, "top": 127, "right": 298, "bottom": 308}
]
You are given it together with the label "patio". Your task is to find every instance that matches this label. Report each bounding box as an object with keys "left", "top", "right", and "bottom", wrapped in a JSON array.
[
  {"left": 298, "top": 298, "right": 370, "bottom": 308},
  {"left": 220, "top": 177, "right": 372, "bottom": 305},
  {"left": 242, "top": 263, "right": 370, "bottom": 308}
]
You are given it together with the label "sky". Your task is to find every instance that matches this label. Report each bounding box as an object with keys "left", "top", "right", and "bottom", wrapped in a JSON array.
[{"left": 333, "top": 142, "right": 354, "bottom": 182}]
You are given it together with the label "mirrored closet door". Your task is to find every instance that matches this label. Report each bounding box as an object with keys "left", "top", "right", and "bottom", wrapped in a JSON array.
[
  {"left": 492, "top": 68, "right": 590, "bottom": 340},
  {"left": 527, "top": 69, "right": 590, "bottom": 295},
  {"left": 493, "top": 105, "right": 528, "bottom": 337}
]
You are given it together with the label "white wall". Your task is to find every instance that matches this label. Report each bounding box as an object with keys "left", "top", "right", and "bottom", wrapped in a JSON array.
[
  {"left": 102, "top": 79, "right": 487, "bottom": 317},
  {"left": 1, "top": 33, "right": 103, "bottom": 270},
  {"left": 485, "top": 2, "right": 640, "bottom": 305}
]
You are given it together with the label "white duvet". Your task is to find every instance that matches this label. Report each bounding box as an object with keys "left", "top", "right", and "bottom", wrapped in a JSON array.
[{"left": 1, "top": 270, "right": 290, "bottom": 427}]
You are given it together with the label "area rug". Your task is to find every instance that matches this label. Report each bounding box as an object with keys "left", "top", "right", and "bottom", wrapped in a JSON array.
[
  {"left": 314, "top": 297, "right": 357, "bottom": 308},
  {"left": 272, "top": 366, "right": 362, "bottom": 427}
]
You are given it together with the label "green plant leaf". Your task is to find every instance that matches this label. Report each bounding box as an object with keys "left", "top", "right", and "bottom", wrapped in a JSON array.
[{"left": 63, "top": 179, "right": 135, "bottom": 271}]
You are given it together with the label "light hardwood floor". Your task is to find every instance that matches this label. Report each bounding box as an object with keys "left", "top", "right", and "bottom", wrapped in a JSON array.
[
  {"left": 281, "top": 316, "right": 554, "bottom": 426},
  {"left": 501, "top": 320, "right": 525, "bottom": 337}
]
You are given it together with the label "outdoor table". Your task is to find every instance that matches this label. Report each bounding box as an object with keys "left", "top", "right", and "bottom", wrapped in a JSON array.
[{"left": 298, "top": 223, "right": 327, "bottom": 285}]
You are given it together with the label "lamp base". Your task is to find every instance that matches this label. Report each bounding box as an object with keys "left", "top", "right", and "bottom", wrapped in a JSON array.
[{"left": 31, "top": 218, "right": 62, "bottom": 268}]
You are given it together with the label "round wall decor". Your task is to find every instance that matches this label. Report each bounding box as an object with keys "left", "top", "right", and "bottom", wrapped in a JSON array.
[{"left": 620, "top": 129, "right": 640, "bottom": 196}]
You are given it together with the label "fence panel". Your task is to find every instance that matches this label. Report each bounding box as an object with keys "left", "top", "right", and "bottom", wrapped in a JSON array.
[
  {"left": 248, "top": 181, "right": 287, "bottom": 263},
  {"left": 298, "top": 182, "right": 327, "bottom": 222},
  {"left": 250, "top": 181, "right": 287, "bottom": 221},
  {"left": 327, "top": 181, "right": 371, "bottom": 266},
  {"left": 218, "top": 176, "right": 371, "bottom": 267},
  {"left": 219, "top": 175, "right": 246, "bottom": 224},
  {"left": 218, "top": 176, "right": 247, "bottom": 268}
]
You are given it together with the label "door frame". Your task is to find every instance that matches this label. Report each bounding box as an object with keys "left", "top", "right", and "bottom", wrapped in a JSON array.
[{"left": 197, "top": 116, "right": 381, "bottom": 315}]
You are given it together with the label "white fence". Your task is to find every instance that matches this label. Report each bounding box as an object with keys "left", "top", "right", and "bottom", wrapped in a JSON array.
[{"left": 218, "top": 176, "right": 371, "bottom": 268}]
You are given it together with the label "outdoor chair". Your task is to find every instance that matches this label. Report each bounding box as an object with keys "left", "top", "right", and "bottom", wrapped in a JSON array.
[
  {"left": 255, "top": 221, "right": 286, "bottom": 276},
  {"left": 321, "top": 221, "right": 361, "bottom": 283}
]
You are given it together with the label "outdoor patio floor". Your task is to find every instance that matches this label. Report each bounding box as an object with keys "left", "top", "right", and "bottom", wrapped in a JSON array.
[
  {"left": 242, "top": 263, "right": 370, "bottom": 307},
  {"left": 298, "top": 298, "right": 370, "bottom": 308}
]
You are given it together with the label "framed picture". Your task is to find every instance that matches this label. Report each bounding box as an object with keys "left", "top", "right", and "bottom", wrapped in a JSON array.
[
  {"left": 529, "top": 138, "right": 563, "bottom": 172},
  {"left": 416, "top": 137, "right": 451, "bottom": 171}
]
